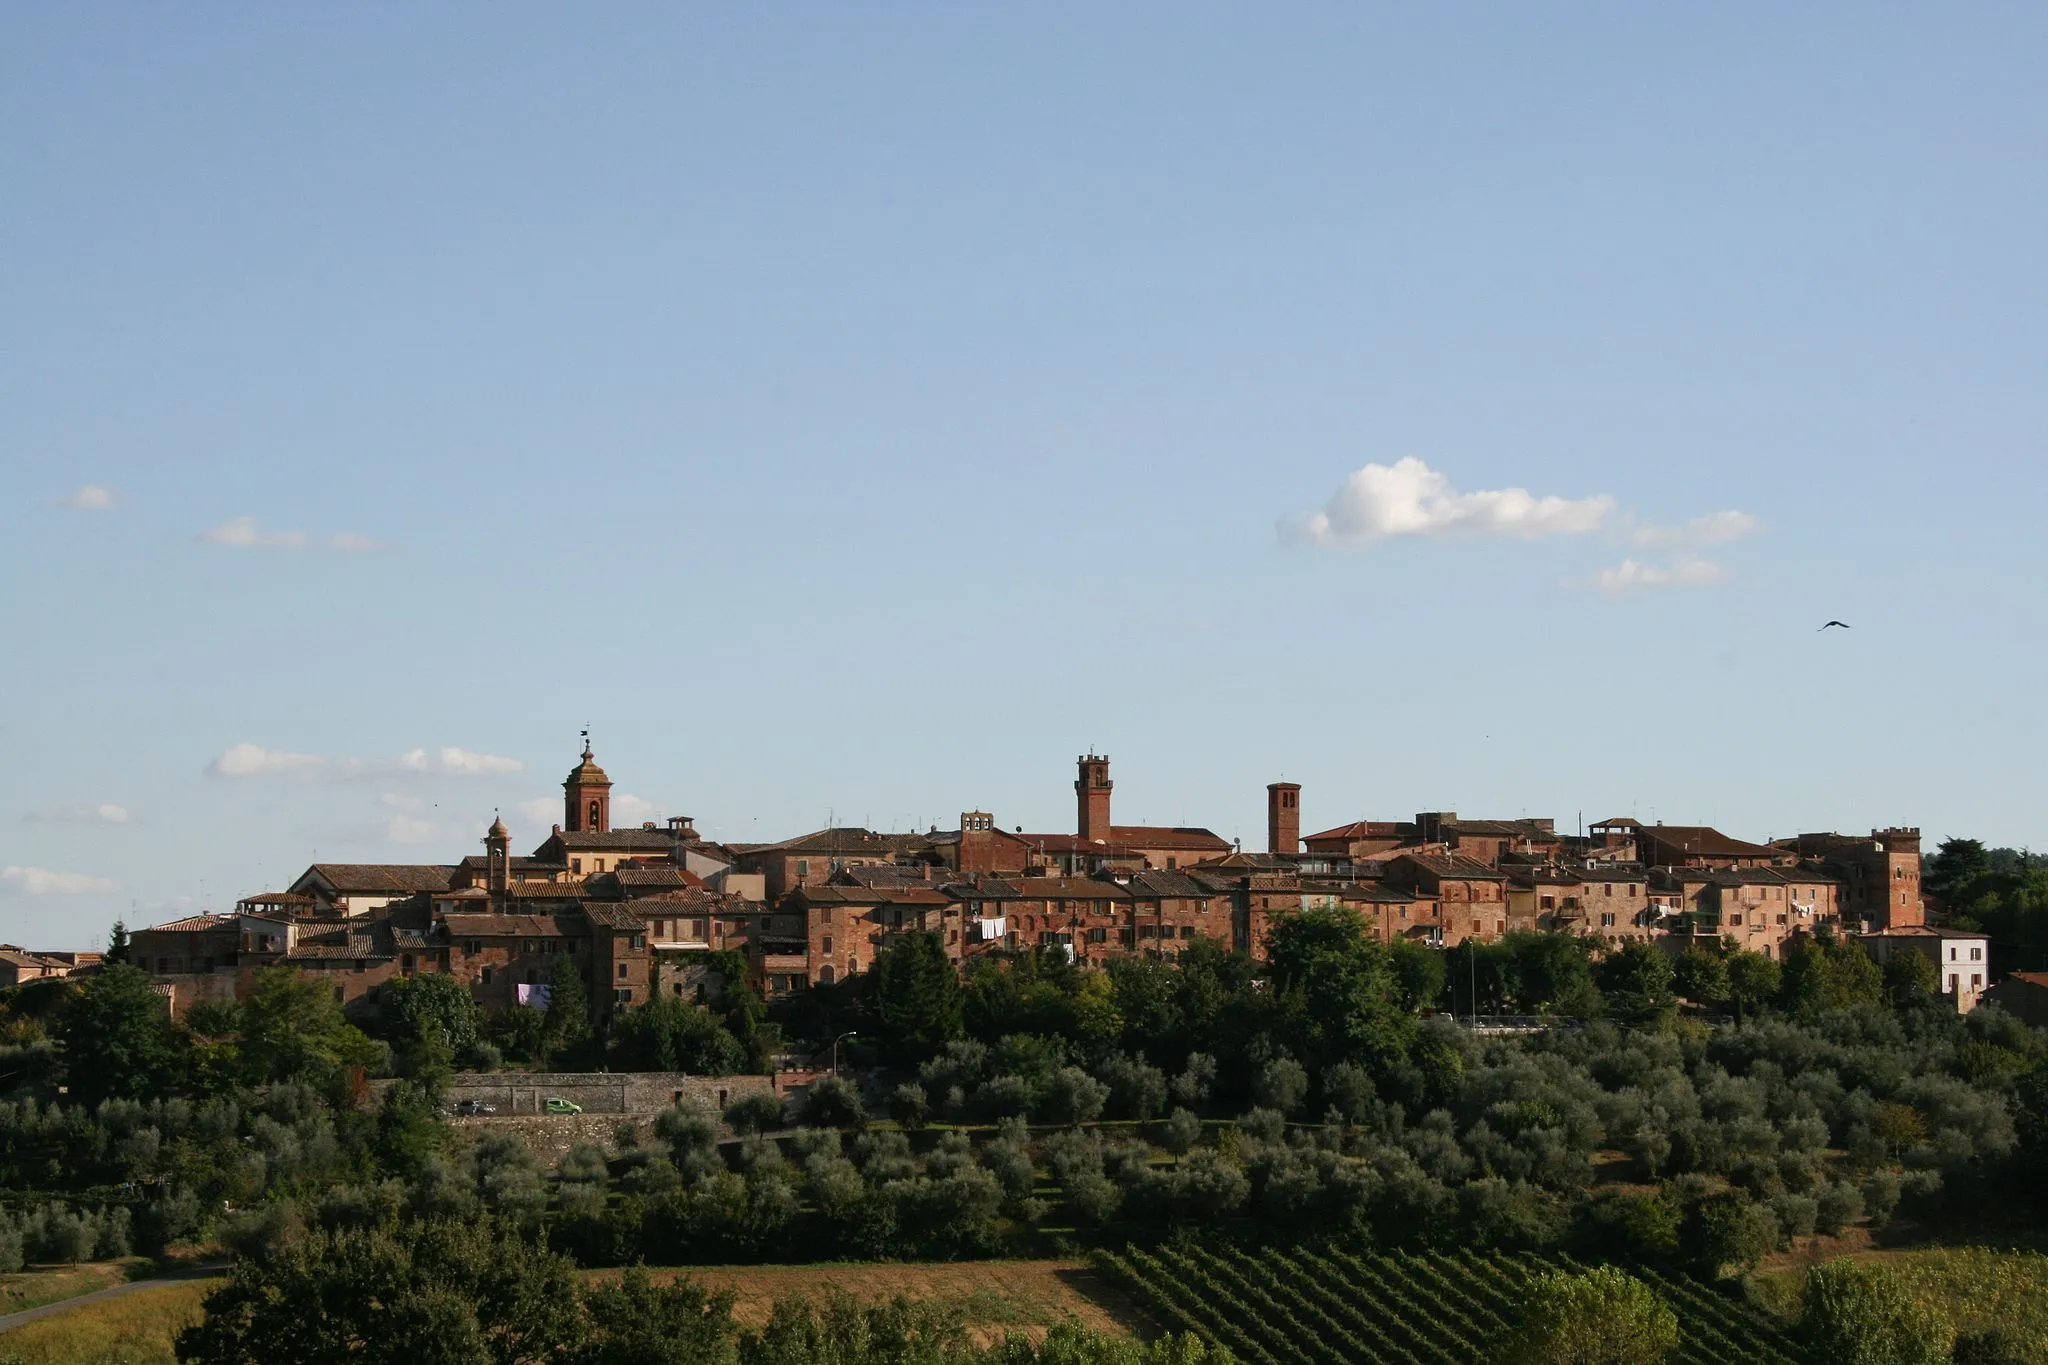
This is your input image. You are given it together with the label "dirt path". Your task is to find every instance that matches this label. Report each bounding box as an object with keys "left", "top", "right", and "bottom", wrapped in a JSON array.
[{"left": 0, "top": 1262, "right": 226, "bottom": 1335}]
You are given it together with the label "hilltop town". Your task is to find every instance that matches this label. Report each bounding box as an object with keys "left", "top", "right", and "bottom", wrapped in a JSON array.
[{"left": 38, "top": 744, "right": 1988, "bottom": 1025}]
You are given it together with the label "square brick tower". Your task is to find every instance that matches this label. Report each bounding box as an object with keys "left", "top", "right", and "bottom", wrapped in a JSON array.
[
  {"left": 1267, "top": 783, "right": 1301, "bottom": 855},
  {"left": 1076, "top": 754, "right": 1112, "bottom": 843}
]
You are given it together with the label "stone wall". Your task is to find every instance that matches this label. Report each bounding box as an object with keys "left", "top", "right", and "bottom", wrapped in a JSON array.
[{"left": 441, "top": 1070, "right": 774, "bottom": 1115}]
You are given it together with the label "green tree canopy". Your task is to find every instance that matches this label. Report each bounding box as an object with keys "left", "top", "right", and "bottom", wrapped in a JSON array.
[
  {"left": 608, "top": 997, "right": 748, "bottom": 1074},
  {"left": 1497, "top": 1265, "right": 1678, "bottom": 1365},
  {"left": 1595, "top": 942, "right": 1678, "bottom": 1029},
  {"left": 237, "top": 967, "right": 379, "bottom": 1086},
  {"left": 1669, "top": 947, "right": 1729, "bottom": 1006},
  {"left": 1779, "top": 931, "right": 1883, "bottom": 1017},
  {"left": 385, "top": 971, "right": 484, "bottom": 1056},
  {"left": 177, "top": 1218, "right": 586, "bottom": 1364},
  {"left": 867, "top": 931, "right": 964, "bottom": 1064},
  {"left": 58, "top": 962, "right": 176, "bottom": 1106},
  {"left": 1882, "top": 949, "right": 1941, "bottom": 1010},
  {"left": 1264, "top": 907, "right": 1413, "bottom": 1071}
]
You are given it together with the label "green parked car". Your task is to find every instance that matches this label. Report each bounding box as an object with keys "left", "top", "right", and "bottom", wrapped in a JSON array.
[{"left": 544, "top": 1097, "right": 582, "bottom": 1114}]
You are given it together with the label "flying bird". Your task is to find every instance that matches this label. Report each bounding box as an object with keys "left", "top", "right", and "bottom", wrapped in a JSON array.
[{"left": 1819, "top": 620, "right": 1850, "bottom": 631}]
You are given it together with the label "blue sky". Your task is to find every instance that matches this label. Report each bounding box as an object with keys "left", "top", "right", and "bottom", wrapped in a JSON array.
[{"left": 4, "top": 4, "right": 2044, "bottom": 945}]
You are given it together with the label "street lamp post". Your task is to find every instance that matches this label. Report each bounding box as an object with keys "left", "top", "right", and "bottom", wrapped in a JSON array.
[{"left": 827, "top": 1030, "right": 860, "bottom": 1075}]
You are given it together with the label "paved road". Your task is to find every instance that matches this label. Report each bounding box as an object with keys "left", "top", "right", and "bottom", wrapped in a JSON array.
[{"left": 0, "top": 1261, "right": 227, "bottom": 1334}]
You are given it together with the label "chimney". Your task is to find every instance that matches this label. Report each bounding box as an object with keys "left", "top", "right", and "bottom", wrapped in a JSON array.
[{"left": 1267, "top": 782, "right": 1301, "bottom": 855}]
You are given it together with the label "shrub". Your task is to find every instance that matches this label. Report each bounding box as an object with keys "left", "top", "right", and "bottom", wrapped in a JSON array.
[
  {"left": 1236, "top": 1108, "right": 1285, "bottom": 1144},
  {"left": 889, "top": 1082, "right": 931, "bottom": 1129},
  {"left": 1799, "top": 1259, "right": 1951, "bottom": 1365},
  {"left": 1496, "top": 1264, "right": 1678, "bottom": 1365},
  {"left": 1680, "top": 1192, "right": 1774, "bottom": 1279},
  {"left": 725, "top": 1089, "right": 787, "bottom": 1135},
  {"left": 1161, "top": 1107, "right": 1202, "bottom": 1157},
  {"left": 801, "top": 1075, "right": 867, "bottom": 1130},
  {"left": 1039, "top": 1067, "right": 1109, "bottom": 1126},
  {"left": 556, "top": 1141, "right": 611, "bottom": 1188},
  {"left": 1253, "top": 1058, "right": 1310, "bottom": 1115},
  {"left": 1815, "top": 1181, "right": 1864, "bottom": 1236}
]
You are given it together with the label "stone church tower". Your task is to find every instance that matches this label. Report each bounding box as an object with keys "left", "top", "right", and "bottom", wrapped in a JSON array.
[{"left": 564, "top": 741, "right": 612, "bottom": 834}]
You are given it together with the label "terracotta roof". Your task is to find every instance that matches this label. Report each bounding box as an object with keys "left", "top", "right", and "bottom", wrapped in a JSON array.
[
  {"left": 1124, "top": 870, "right": 1212, "bottom": 898},
  {"left": 1636, "top": 825, "right": 1782, "bottom": 859},
  {"left": 2002, "top": 972, "right": 2048, "bottom": 987},
  {"left": 458, "top": 855, "right": 563, "bottom": 873},
  {"left": 504, "top": 879, "right": 590, "bottom": 900},
  {"left": 441, "top": 913, "right": 580, "bottom": 937},
  {"left": 1862, "top": 926, "right": 1986, "bottom": 940},
  {"left": 1008, "top": 877, "right": 1135, "bottom": 900},
  {"left": 1575, "top": 865, "right": 1648, "bottom": 882},
  {"left": 1109, "top": 825, "right": 1231, "bottom": 852},
  {"left": 137, "top": 913, "right": 237, "bottom": 934},
  {"left": 626, "top": 888, "right": 729, "bottom": 907},
  {"left": 1395, "top": 853, "right": 1509, "bottom": 881},
  {"left": 1302, "top": 820, "right": 1406, "bottom": 843},
  {"left": 302, "top": 864, "right": 457, "bottom": 894},
  {"left": 1194, "top": 852, "right": 1296, "bottom": 871},
  {"left": 545, "top": 829, "right": 684, "bottom": 852},
  {"left": 940, "top": 877, "right": 1027, "bottom": 900},
  {"left": 798, "top": 884, "right": 952, "bottom": 907},
  {"left": 237, "top": 891, "right": 314, "bottom": 906},
  {"left": 1692, "top": 867, "right": 1792, "bottom": 887},
  {"left": 746, "top": 827, "right": 930, "bottom": 857},
  {"left": 1446, "top": 819, "right": 1554, "bottom": 839},
  {"left": 283, "top": 933, "right": 382, "bottom": 961},
  {"left": 581, "top": 904, "right": 640, "bottom": 930},
  {"left": 1017, "top": 833, "right": 1140, "bottom": 856},
  {"left": 834, "top": 864, "right": 944, "bottom": 888},
  {"left": 613, "top": 866, "right": 704, "bottom": 889}
]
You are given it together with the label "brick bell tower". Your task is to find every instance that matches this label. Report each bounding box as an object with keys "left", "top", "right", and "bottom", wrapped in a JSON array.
[
  {"left": 484, "top": 814, "right": 511, "bottom": 905},
  {"left": 564, "top": 736, "right": 612, "bottom": 834},
  {"left": 1267, "top": 782, "right": 1301, "bottom": 855},
  {"left": 1076, "top": 754, "right": 1112, "bottom": 843}
]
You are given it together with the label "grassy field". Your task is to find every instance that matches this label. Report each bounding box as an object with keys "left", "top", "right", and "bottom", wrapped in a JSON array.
[
  {"left": 0, "top": 1265, "right": 133, "bottom": 1318},
  {"left": 0, "top": 1281, "right": 213, "bottom": 1365},
  {"left": 609, "top": 1260, "right": 1137, "bottom": 1343},
  {"left": 1751, "top": 1244, "right": 2048, "bottom": 1344},
  {"left": 0, "top": 1261, "right": 1123, "bottom": 1362}
]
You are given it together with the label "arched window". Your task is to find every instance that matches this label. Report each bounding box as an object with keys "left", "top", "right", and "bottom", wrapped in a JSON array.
[
  {"left": 819, "top": 965, "right": 835, "bottom": 985},
  {"left": 588, "top": 799, "right": 602, "bottom": 830}
]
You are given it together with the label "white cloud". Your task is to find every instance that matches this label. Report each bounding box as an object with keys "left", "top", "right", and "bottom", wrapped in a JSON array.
[
  {"left": 207, "top": 743, "right": 523, "bottom": 781},
  {"left": 207, "top": 742, "right": 325, "bottom": 779},
  {"left": 399, "top": 747, "right": 524, "bottom": 777},
  {"left": 1592, "top": 557, "right": 1730, "bottom": 593},
  {"left": 380, "top": 792, "right": 425, "bottom": 812},
  {"left": 199, "top": 517, "right": 392, "bottom": 552},
  {"left": 60, "top": 484, "right": 118, "bottom": 510},
  {"left": 612, "top": 793, "right": 664, "bottom": 826},
  {"left": 23, "top": 803, "right": 133, "bottom": 825},
  {"left": 516, "top": 797, "right": 560, "bottom": 830},
  {"left": 1628, "top": 510, "right": 1760, "bottom": 550},
  {"left": 0, "top": 866, "right": 116, "bottom": 896},
  {"left": 1291, "top": 457, "right": 1614, "bottom": 547}
]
